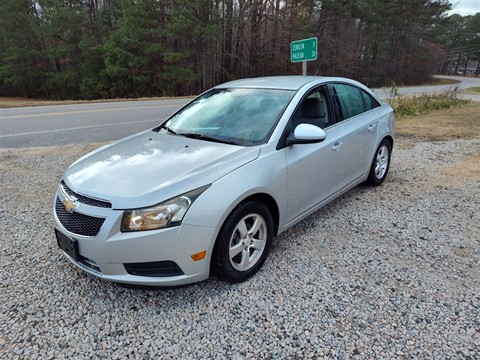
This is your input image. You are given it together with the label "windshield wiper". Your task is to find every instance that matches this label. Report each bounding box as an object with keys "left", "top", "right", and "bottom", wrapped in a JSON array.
[
  {"left": 177, "top": 132, "right": 240, "bottom": 145},
  {"left": 159, "top": 124, "right": 177, "bottom": 135}
]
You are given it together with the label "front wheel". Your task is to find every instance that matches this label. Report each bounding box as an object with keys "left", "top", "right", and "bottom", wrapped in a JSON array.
[
  {"left": 366, "top": 139, "right": 391, "bottom": 186},
  {"left": 213, "top": 201, "right": 273, "bottom": 283}
]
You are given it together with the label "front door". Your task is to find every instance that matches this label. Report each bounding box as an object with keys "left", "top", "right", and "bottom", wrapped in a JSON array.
[{"left": 284, "top": 121, "right": 348, "bottom": 226}]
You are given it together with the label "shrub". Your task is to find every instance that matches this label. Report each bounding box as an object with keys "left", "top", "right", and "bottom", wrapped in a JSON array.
[{"left": 387, "top": 86, "right": 470, "bottom": 118}]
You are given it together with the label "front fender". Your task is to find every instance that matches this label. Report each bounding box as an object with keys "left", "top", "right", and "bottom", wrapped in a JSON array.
[{"left": 183, "top": 141, "right": 287, "bottom": 243}]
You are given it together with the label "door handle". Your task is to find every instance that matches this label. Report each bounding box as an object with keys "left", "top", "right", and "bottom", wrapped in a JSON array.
[
  {"left": 368, "top": 124, "right": 377, "bottom": 132},
  {"left": 332, "top": 141, "right": 343, "bottom": 151}
]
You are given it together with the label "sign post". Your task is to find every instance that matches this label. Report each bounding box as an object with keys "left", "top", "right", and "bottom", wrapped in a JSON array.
[{"left": 290, "top": 37, "right": 318, "bottom": 75}]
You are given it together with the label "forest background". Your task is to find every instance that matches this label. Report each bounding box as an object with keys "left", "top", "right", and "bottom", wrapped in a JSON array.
[{"left": 0, "top": 0, "right": 479, "bottom": 100}]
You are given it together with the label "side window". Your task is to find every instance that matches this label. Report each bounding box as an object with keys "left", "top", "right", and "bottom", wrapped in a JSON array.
[
  {"left": 333, "top": 84, "right": 365, "bottom": 120},
  {"left": 292, "top": 87, "right": 330, "bottom": 129},
  {"left": 361, "top": 90, "right": 381, "bottom": 111}
]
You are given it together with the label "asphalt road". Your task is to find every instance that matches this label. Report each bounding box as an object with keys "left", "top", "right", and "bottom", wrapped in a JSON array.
[
  {"left": 0, "top": 99, "right": 189, "bottom": 148},
  {"left": 372, "top": 75, "right": 480, "bottom": 98},
  {"left": 1, "top": 76, "right": 479, "bottom": 149}
]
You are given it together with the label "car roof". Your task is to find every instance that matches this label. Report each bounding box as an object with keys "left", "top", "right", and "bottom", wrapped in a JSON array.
[
  {"left": 215, "top": 76, "right": 382, "bottom": 102},
  {"left": 216, "top": 76, "right": 355, "bottom": 91}
]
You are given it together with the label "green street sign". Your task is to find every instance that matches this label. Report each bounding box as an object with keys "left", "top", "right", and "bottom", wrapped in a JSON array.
[{"left": 290, "top": 37, "right": 318, "bottom": 63}]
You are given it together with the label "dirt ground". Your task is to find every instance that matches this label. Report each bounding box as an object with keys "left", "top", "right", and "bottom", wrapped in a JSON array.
[
  {"left": 394, "top": 102, "right": 480, "bottom": 190},
  {"left": 395, "top": 102, "right": 480, "bottom": 142}
]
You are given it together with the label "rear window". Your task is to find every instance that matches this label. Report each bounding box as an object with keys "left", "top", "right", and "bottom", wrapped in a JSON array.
[{"left": 333, "top": 84, "right": 380, "bottom": 120}]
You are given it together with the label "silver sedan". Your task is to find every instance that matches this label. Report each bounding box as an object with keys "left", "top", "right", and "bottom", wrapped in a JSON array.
[{"left": 53, "top": 76, "right": 395, "bottom": 286}]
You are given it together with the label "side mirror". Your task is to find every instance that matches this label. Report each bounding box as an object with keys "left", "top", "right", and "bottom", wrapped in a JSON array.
[{"left": 286, "top": 123, "right": 327, "bottom": 146}]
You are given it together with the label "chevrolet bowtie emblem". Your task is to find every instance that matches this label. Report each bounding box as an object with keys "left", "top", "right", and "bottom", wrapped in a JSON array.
[{"left": 63, "top": 198, "right": 77, "bottom": 213}]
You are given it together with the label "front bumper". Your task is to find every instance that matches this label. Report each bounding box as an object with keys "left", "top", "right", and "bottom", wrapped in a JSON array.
[{"left": 53, "top": 185, "right": 216, "bottom": 286}]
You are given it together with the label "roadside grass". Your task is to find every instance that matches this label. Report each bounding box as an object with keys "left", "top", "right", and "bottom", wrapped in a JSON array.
[
  {"left": 387, "top": 87, "right": 470, "bottom": 118},
  {"left": 395, "top": 101, "right": 480, "bottom": 141},
  {"left": 428, "top": 77, "right": 460, "bottom": 86},
  {"left": 0, "top": 96, "right": 194, "bottom": 108},
  {"left": 463, "top": 86, "right": 480, "bottom": 93},
  {"left": 390, "top": 77, "right": 460, "bottom": 88},
  {"left": 0, "top": 97, "right": 91, "bottom": 108}
]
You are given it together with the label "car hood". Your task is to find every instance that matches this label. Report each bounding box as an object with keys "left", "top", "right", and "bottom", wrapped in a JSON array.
[{"left": 63, "top": 130, "right": 260, "bottom": 209}]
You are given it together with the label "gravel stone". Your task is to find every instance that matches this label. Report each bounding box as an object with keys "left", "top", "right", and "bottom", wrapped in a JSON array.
[{"left": 0, "top": 137, "right": 479, "bottom": 359}]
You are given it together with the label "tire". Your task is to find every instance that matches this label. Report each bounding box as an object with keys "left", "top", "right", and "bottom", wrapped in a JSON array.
[
  {"left": 366, "top": 139, "right": 391, "bottom": 186},
  {"left": 213, "top": 201, "right": 273, "bottom": 283}
]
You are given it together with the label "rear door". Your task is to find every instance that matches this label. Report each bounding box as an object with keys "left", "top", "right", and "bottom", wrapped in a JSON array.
[{"left": 330, "top": 84, "right": 381, "bottom": 182}]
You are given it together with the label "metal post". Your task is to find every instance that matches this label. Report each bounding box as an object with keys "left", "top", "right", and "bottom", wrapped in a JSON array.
[{"left": 302, "top": 61, "right": 307, "bottom": 76}]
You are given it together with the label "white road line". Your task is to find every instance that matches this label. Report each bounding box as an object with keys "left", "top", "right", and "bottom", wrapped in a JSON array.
[
  {"left": 0, "top": 119, "right": 158, "bottom": 138},
  {"left": 0, "top": 104, "right": 177, "bottom": 120}
]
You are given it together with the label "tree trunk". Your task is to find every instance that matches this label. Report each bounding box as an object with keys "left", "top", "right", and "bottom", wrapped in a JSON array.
[{"left": 223, "top": 0, "right": 233, "bottom": 81}]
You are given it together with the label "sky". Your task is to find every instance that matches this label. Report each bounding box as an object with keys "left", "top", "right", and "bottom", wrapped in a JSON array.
[{"left": 449, "top": 0, "right": 480, "bottom": 16}]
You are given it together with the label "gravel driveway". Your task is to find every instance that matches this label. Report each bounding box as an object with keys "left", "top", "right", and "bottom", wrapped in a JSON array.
[{"left": 1, "top": 136, "right": 479, "bottom": 359}]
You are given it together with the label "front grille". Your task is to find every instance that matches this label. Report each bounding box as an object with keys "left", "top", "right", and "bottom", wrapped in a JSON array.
[
  {"left": 124, "top": 261, "right": 184, "bottom": 277},
  {"left": 61, "top": 181, "right": 111, "bottom": 208},
  {"left": 55, "top": 198, "right": 105, "bottom": 237}
]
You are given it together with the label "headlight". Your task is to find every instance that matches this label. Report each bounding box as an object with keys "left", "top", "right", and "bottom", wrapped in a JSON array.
[{"left": 121, "top": 186, "right": 209, "bottom": 232}]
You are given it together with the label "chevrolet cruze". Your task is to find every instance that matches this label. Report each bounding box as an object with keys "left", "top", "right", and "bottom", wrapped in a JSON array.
[{"left": 53, "top": 76, "right": 394, "bottom": 286}]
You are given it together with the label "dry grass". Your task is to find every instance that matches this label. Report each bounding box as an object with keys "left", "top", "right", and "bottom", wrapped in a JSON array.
[
  {"left": 395, "top": 102, "right": 480, "bottom": 141},
  {"left": 387, "top": 87, "right": 469, "bottom": 117},
  {"left": 428, "top": 77, "right": 460, "bottom": 86},
  {"left": 0, "top": 97, "right": 85, "bottom": 108},
  {"left": 463, "top": 87, "right": 480, "bottom": 93},
  {"left": 0, "top": 96, "right": 194, "bottom": 108}
]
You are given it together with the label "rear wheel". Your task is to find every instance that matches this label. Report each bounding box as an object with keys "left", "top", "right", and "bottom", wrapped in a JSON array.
[
  {"left": 366, "top": 139, "right": 391, "bottom": 186},
  {"left": 213, "top": 201, "right": 273, "bottom": 283}
]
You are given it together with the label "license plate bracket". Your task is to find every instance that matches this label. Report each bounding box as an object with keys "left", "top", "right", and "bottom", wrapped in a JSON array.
[{"left": 55, "top": 229, "right": 82, "bottom": 262}]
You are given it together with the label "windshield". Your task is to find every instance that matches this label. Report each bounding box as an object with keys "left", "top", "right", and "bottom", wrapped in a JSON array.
[{"left": 161, "top": 88, "right": 295, "bottom": 146}]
